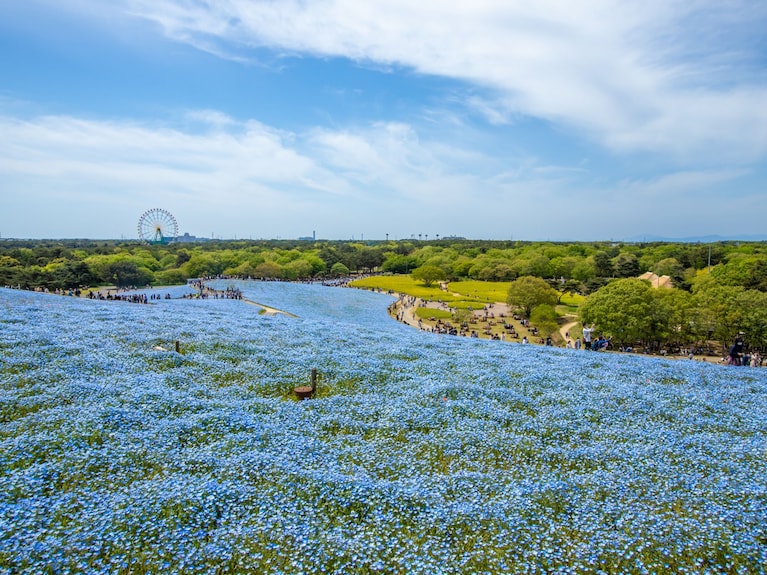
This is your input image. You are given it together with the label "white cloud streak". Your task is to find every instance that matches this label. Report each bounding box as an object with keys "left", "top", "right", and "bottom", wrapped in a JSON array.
[{"left": 120, "top": 0, "right": 767, "bottom": 162}]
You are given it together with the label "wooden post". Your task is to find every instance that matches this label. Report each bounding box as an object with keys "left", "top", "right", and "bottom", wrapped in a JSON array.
[
  {"left": 295, "top": 368, "right": 317, "bottom": 400},
  {"left": 175, "top": 340, "right": 180, "bottom": 353}
]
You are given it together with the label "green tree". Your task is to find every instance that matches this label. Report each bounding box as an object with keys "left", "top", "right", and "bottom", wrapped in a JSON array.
[
  {"left": 330, "top": 262, "right": 350, "bottom": 277},
  {"left": 176, "top": 250, "right": 192, "bottom": 267},
  {"left": 518, "top": 255, "right": 550, "bottom": 278},
  {"left": 107, "top": 261, "right": 153, "bottom": 287},
  {"left": 491, "top": 263, "right": 515, "bottom": 281},
  {"left": 411, "top": 265, "right": 446, "bottom": 287},
  {"left": 254, "top": 262, "right": 283, "bottom": 279},
  {"left": 593, "top": 251, "right": 614, "bottom": 277},
  {"left": 155, "top": 268, "right": 187, "bottom": 285},
  {"left": 653, "top": 288, "right": 695, "bottom": 347},
  {"left": 226, "top": 260, "right": 260, "bottom": 278},
  {"left": 745, "top": 259, "right": 767, "bottom": 292},
  {"left": 302, "top": 253, "right": 327, "bottom": 276},
  {"left": 381, "top": 254, "right": 416, "bottom": 274},
  {"left": 613, "top": 253, "right": 639, "bottom": 278},
  {"left": 530, "top": 304, "right": 559, "bottom": 337},
  {"left": 0, "top": 255, "right": 22, "bottom": 286},
  {"left": 283, "top": 259, "right": 314, "bottom": 280},
  {"left": 452, "top": 307, "right": 472, "bottom": 326},
  {"left": 549, "top": 256, "right": 578, "bottom": 279},
  {"left": 571, "top": 259, "right": 595, "bottom": 282},
  {"left": 183, "top": 252, "right": 226, "bottom": 278},
  {"left": 554, "top": 279, "right": 583, "bottom": 303},
  {"left": 450, "top": 257, "right": 475, "bottom": 279},
  {"left": 655, "top": 257, "right": 685, "bottom": 286},
  {"left": 691, "top": 279, "right": 745, "bottom": 352},
  {"left": 317, "top": 245, "right": 342, "bottom": 269},
  {"left": 506, "top": 276, "right": 559, "bottom": 318},
  {"left": 579, "top": 278, "right": 656, "bottom": 347},
  {"left": 737, "top": 290, "right": 767, "bottom": 349},
  {"left": 356, "top": 247, "right": 385, "bottom": 272},
  {"left": 51, "top": 260, "right": 95, "bottom": 288}
]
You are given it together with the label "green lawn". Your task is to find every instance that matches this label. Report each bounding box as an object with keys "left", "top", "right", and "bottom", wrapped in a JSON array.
[
  {"left": 414, "top": 307, "right": 453, "bottom": 320},
  {"left": 351, "top": 276, "right": 458, "bottom": 301},
  {"left": 449, "top": 280, "right": 511, "bottom": 303},
  {"left": 351, "top": 276, "right": 512, "bottom": 307}
]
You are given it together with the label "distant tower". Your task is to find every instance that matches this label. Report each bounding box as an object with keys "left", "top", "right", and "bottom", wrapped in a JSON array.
[{"left": 313, "top": 230, "right": 316, "bottom": 241}]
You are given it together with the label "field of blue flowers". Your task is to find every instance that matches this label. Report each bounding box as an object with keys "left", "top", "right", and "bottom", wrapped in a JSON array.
[{"left": 1, "top": 280, "right": 766, "bottom": 574}]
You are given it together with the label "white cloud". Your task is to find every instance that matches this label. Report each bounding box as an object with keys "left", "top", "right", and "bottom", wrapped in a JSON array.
[
  {"left": 0, "top": 109, "right": 596, "bottom": 238},
  {"left": 1, "top": 105, "right": 763, "bottom": 240},
  {"left": 119, "top": 0, "right": 767, "bottom": 162},
  {"left": 617, "top": 168, "right": 749, "bottom": 198},
  {"left": 0, "top": 112, "right": 352, "bottom": 237}
]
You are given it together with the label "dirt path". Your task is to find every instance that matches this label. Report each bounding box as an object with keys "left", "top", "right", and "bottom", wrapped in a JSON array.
[
  {"left": 560, "top": 320, "right": 579, "bottom": 342},
  {"left": 243, "top": 298, "right": 298, "bottom": 317}
]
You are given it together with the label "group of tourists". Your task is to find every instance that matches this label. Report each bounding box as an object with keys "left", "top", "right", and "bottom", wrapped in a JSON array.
[
  {"left": 185, "top": 280, "right": 243, "bottom": 300},
  {"left": 577, "top": 324, "right": 611, "bottom": 351},
  {"left": 88, "top": 291, "right": 151, "bottom": 304},
  {"left": 727, "top": 334, "right": 762, "bottom": 366}
]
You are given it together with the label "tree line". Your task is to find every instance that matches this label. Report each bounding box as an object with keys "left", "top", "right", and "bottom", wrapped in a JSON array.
[
  {"left": 2, "top": 238, "right": 766, "bottom": 352},
  {"left": 0, "top": 238, "right": 752, "bottom": 289},
  {"left": 503, "top": 274, "right": 767, "bottom": 355}
]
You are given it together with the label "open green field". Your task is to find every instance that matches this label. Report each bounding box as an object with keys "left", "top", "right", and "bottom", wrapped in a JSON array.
[
  {"left": 448, "top": 280, "right": 511, "bottom": 303},
  {"left": 351, "top": 276, "right": 513, "bottom": 307},
  {"left": 351, "top": 275, "right": 460, "bottom": 301}
]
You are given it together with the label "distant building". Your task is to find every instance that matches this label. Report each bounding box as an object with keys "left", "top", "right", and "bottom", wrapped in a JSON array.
[
  {"left": 639, "top": 271, "right": 673, "bottom": 289},
  {"left": 174, "top": 232, "right": 208, "bottom": 243}
]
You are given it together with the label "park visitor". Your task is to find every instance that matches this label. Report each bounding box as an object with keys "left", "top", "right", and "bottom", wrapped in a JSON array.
[{"left": 582, "top": 323, "right": 594, "bottom": 350}]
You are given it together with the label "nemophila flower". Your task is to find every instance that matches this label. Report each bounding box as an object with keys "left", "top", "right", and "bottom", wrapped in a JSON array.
[{"left": 1, "top": 283, "right": 767, "bottom": 573}]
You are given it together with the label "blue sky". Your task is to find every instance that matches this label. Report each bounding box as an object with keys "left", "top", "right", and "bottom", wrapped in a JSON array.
[{"left": 1, "top": 0, "right": 766, "bottom": 241}]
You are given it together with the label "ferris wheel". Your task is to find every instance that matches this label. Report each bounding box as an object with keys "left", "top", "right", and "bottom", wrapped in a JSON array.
[{"left": 137, "top": 208, "right": 178, "bottom": 244}]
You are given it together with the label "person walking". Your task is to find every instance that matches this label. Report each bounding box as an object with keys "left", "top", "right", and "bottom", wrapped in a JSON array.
[
  {"left": 582, "top": 323, "right": 594, "bottom": 350},
  {"left": 728, "top": 334, "right": 745, "bottom": 366}
]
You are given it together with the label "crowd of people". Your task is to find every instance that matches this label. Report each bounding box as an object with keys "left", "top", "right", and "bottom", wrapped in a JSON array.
[
  {"left": 727, "top": 334, "right": 762, "bottom": 366},
  {"left": 185, "top": 280, "right": 243, "bottom": 300},
  {"left": 88, "top": 290, "right": 152, "bottom": 304}
]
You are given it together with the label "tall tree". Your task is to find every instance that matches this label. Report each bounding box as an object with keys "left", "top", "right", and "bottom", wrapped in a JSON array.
[
  {"left": 613, "top": 253, "right": 640, "bottom": 278},
  {"left": 506, "top": 276, "right": 559, "bottom": 317},
  {"left": 593, "top": 251, "right": 614, "bottom": 277},
  {"left": 579, "top": 278, "right": 656, "bottom": 347},
  {"left": 691, "top": 280, "right": 745, "bottom": 352},
  {"left": 411, "top": 265, "right": 446, "bottom": 287},
  {"left": 530, "top": 304, "right": 559, "bottom": 337}
]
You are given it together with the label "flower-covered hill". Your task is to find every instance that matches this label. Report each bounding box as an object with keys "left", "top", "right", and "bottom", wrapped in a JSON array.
[{"left": 1, "top": 281, "right": 766, "bottom": 574}]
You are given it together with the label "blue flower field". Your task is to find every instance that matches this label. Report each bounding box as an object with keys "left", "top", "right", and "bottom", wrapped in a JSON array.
[{"left": 1, "top": 281, "right": 766, "bottom": 574}]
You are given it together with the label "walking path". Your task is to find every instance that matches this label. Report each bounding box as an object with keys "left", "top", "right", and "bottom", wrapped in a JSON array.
[
  {"left": 388, "top": 292, "right": 537, "bottom": 341},
  {"left": 559, "top": 320, "right": 579, "bottom": 342}
]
